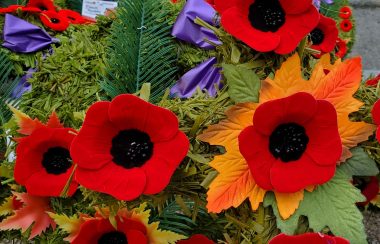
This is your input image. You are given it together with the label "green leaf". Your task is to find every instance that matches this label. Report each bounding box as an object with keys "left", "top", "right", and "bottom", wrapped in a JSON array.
[
  {"left": 101, "top": 0, "right": 178, "bottom": 102},
  {"left": 222, "top": 64, "right": 261, "bottom": 103},
  {"left": 264, "top": 167, "right": 367, "bottom": 243},
  {"left": 338, "top": 147, "right": 379, "bottom": 178}
]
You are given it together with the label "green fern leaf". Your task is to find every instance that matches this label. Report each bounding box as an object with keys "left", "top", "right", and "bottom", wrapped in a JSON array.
[{"left": 101, "top": 0, "right": 178, "bottom": 102}]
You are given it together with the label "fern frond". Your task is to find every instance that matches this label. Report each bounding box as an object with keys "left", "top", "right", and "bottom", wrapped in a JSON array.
[{"left": 101, "top": 0, "right": 178, "bottom": 102}]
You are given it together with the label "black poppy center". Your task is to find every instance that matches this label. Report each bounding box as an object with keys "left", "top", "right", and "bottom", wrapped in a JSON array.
[
  {"left": 309, "top": 28, "right": 325, "bottom": 45},
  {"left": 98, "top": 231, "right": 128, "bottom": 244},
  {"left": 248, "top": 0, "right": 286, "bottom": 32},
  {"left": 269, "top": 123, "right": 309, "bottom": 162},
  {"left": 37, "top": 5, "right": 48, "bottom": 11},
  {"left": 111, "top": 129, "right": 153, "bottom": 169},
  {"left": 51, "top": 18, "right": 60, "bottom": 23},
  {"left": 42, "top": 147, "right": 72, "bottom": 175}
]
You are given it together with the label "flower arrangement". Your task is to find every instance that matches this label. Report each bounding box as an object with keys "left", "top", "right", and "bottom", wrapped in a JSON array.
[{"left": 0, "top": 0, "right": 378, "bottom": 243}]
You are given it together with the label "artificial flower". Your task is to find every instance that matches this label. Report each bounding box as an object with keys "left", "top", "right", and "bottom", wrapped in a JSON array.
[
  {"left": 58, "top": 9, "right": 88, "bottom": 24},
  {"left": 309, "top": 14, "right": 338, "bottom": 54},
  {"left": 239, "top": 92, "right": 341, "bottom": 193},
  {"left": 198, "top": 54, "right": 375, "bottom": 218},
  {"left": 269, "top": 233, "right": 350, "bottom": 244},
  {"left": 371, "top": 99, "right": 380, "bottom": 142},
  {"left": 206, "top": 0, "right": 237, "bottom": 13},
  {"left": 177, "top": 234, "right": 215, "bottom": 244},
  {"left": 39, "top": 10, "right": 70, "bottom": 32},
  {"left": 339, "top": 6, "right": 352, "bottom": 19},
  {"left": 26, "top": 0, "right": 55, "bottom": 11},
  {"left": 340, "top": 19, "right": 353, "bottom": 32},
  {"left": 71, "top": 94, "right": 189, "bottom": 200},
  {"left": 20, "top": 6, "right": 42, "bottom": 13},
  {"left": 0, "top": 5, "right": 22, "bottom": 13},
  {"left": 365, "top": 74, "right": 380, "bottom": 87},
  {"left": 356, "top": 176, "right": 379, "bottom": 206},
  {"left": 216, "top": 0, "right": 319, "bottom": 54},
  {"left": 335, "top": 37, "right": 348, "bottom": 58},
  {"left": 15, "top": 127, "right": 79, "bottom": 196}
]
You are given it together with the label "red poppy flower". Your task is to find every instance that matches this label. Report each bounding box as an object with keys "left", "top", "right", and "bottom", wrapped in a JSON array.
[
  {"left": 365, "top": 74, "right": 380, "bottom": 87},
  {"left": 309, "top": 14, "right": 338, "bottom": 53},
  {"left": 177, "top": 234, "right": 215, "bottom": 244},
  {"left": 20, "top": 6, "right": 42, "bottom": 13},
  {"left": 335, "top": 38, "right": 348, "bottom": 58},
  {"left": 356, "top": 176, "right": 379, "bottom": 206},
  {"left": 206, "top": 0, "right": 238, "bottom": 13},
  {"left": 14, "top": 127, "right": 78, "bottom": 197},
  {"left": 0, "top": 5, "right": 22, "bottom": 13},
  {"left": 239, "top": 92, "right": 342, "bottom": 193},
  {"left": 26, "top": 0, "right": 55, "bottom": 11},
  {"left": 269, "top": 233, "right": 350, "bottom": 244},
  {"left": 340, "top": 19, "right": 352, "bottom": 32},
  {"left": 371, "top": 99, "right": 380, "bottom": 142},
  {"left": 71, "top": 94, "right": 189, "bottom": 200},
  {"left": 58, "top": 9, "right": 88, "bottom": 24},
  {"left": 218, "top": 0, "right": 319, "bottom": 54},
  {"left": 72, "top": 217, "right": 148, "bottom": 244},
  {"left": 39, "top": 10, "right": 70, "bottom": 32},
  {"left": 339, "top": 6, "right": 352, "bottom": 19}
]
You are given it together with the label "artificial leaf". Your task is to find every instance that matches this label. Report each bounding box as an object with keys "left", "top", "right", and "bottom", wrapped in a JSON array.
[
  {"left": 48, "top": 213, "right": 85, "bottom": 242},
  {"left": 0, "top": 197, "right": 16, "bottom": 216},
  {"left": 273, "top": 191, "right": 304, "bottom": 220},
  {"left": 338, "top": 147, "right": 379, "bottom": 178},
  {"left": 264, "top": 167, "right": 367, "bottom": 243},
  {"left": 222, "top": 64, "right": 261, "bottom": 103},
  {"left": 9, "top": 106, "right": 44, "bottom": 136},
  {"left": 46, "top": 111, "right": 64, "bottom": 128},
  {"left": 0, "top": 192, "right": 56, "bottom": 240}
]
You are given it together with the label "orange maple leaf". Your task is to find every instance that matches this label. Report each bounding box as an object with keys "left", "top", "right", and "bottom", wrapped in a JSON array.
[{"left": 0, "top": 192, "right": 56, "bottom": 239}]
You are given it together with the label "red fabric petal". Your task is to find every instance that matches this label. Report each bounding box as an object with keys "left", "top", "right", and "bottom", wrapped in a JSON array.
[
  {"left": 270, "top": 153, "right": 336, "bottom": 193},
  {"left": 75, "top": 163, "right": 146, "bottom": 200},
  {"left": 126, "top": 230, "right": 148, "bottom": 244},
  {"left": 221, "top": 7, "right": 280, "bottom": 52},
  {"left": 357, "top": 176, "right": 379, "bottom": 206},
  {"left": 340, "top": 19, "right": 352, "bottom": 32},
  {"left": 71, "top": 101, "right": 116, "bottom": 170},
  {"left": 253, "top": 92, "right": 318, "bottom": 136},
  {"left": 372, "top": 99, "right": 380, "bottom": 125},
  {"left": 311, "top": 15, "right": 338, "bottom": 53},
  {"left": 208, "top": 0, "right": 238, "bottom": 13},
  {"left": 58, "top": 9, "right": 87, "bottom": 24},
  {"left": 72, "top": 219, "right": 115, "bottom": 244},
  {"left": 304, "top": 100, "right": 341, "bottom": 166},
  {"left": 279, "top": 0, "right": 313, "bottom": 14},
  {"left": 269, "top": 233, "right": 350, "bottom": 244},
  {"left": 39, "top": 10, "right": 70, "bottom": 32},
  {"left": 118, "top": 218, "right": 147, "bottom": 234},
  {"left": 239, "top": 126, "right": 274, "bottom": 190},
  {"left": 335, "top": 38, "right": 348, "bottom": 58},
  {"left": 339, "top": 6, "right": 352, "bottom": 19},
  {"left": 108, "top": 94, "right": 179, "bottom": 142},
  {"left": 177, "top": 234, "right": 215, "bottom": 244},
  {"left": 27, "top": 0, "right": 56, "bottom": 11},
  {"left": 0, "top": 5, "right": 22, "bottom": 13},
  {"left": 275, "top": 7, "right": 320, "bottom": 54}
]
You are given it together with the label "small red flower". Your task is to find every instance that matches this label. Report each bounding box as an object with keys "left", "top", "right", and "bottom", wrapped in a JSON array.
[
  {"left": 339, "top": 6, "right": 352, "bottom": 19},
  {"left": 14, "top": 127, "right": 78, "bottom": 197},
  {"left": 269, "top": 233, "right": 350, "bottom": 244},
  {"left": 365, "top": 74, "right": 380, "bottom": 87},
  {"left": 0, "top": 5, "right": 22, "bottom": 13},
  {"left": 206, "top": 0, "right": 238, "bottom": 13},
  {"left": 335, "top": 38, "right": 348, "bottom": 58},
  {"left": 356, "top": 176, "right": 379, "bottom": 206},
  {"left": 20, "top": 6, "right": 42, "bottom": 13},
  {"left": 58, "top": 9, "right": 88, "bottom": 24},
  {"left": 26, "top": 0, "right": 55, "bottom": 11},
  {"left": 39, "top": 10, "right": 70, "bottom": 32},
  {"left": 71, "top": 94, "right": 189, "bottom": 200},
  {"left": 72, "top": 217, "right": 148, "bottom": 244},
  {"left": 371, "top": 99, "right": 380, "bottom": 142},
  {"left": 217, "top": 0, "right": 320, "bottom": 54},
  {"left": 340, "top": 19, "right": 353, "bottom": 32},
  {"left": 177, "top": 234, "right": 215, "bottom": 244},
  {"left": 239, "top": 92, "right": 342, "bottom": 193},
  {"left": 310, "top": 14, "right": 338, "bottom": 54}
]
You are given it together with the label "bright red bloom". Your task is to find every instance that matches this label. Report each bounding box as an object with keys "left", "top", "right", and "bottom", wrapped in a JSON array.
[
  {"left": 72, "top": 217, "right": 148, "bottom": 244},
  {"left": 39, "top": 10, "right": 70, "bottom": 32},
  {"left": 58, "top": 9, "right": 89, "bottom": 24},
  {"left": 310, "top": 14, "right": 338, "bottom": 54},
  {"left": 340, "top": 19, "right": 352, "bottom": 32},
  {"left": 371, "top": 99, "right": 380, "bottom": 142},
  {"left": 365, "top": 74, "right": 380, "bottom": 87},
  {"left": 356, "top": 176, "right": 379, "bottom": 206},
  {"left": 339, "top": 6, "right": 352, "bottom": 19},
  {"left": 335, "top": 38, "right": 348, "bottom": 58},
  {"left": 218, "top": 0, "right": 319, "bottom": 54},
  {"left": 12, "top": 196, "right": 23, "bottom": 210},
  {"left": 26, "top": 0, "right": 55, "bottom": 11},
  {"left": 20, "top": 6, "right": 42, "bottom": 13},
  {"left": 177, "top": 234, "right": 215, "bottom": 244},
  {"left": 239, "top": 92, "right": 342, "bottom": 193},
  {"left": 71, "top": 94, "right": 189, "bottom": 200},
  {"left": 269, "top": 233, "right": 350, "bottom": 244},
  {"left": 206, "top": 0, "right": 238, "bottom": 13},
  {"left": 0, "top": 5, "right": 22, "bottom": 13},
  {"left": 14, "top": 127, "right": 78, "bottom": 197}
]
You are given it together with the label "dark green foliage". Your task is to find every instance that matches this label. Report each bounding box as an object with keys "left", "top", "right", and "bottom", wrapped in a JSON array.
[
  {"left": 0, "top": 0, "right": 26, "bottom": 7},
  {"left": 66, "top": 0, "right": 83, "bottom": 13},
  {"left": 102, "top": 0, "right": 178, "bottom": 102}
]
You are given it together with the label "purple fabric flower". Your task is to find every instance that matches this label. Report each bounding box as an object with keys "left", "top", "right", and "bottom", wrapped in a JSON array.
[{"left": 11, "top": 68, "right": 36, "bottom": 99}]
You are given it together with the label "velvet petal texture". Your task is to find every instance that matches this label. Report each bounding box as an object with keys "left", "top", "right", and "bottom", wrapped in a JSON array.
[
  {"left": 219, "top": 0, "right": 319, "bottom": 54},
  {"left": 310, "top": 14, "right": 338, "bottom": 53},
  {"left": 26, "top": 0, "right": 56, "bottom": 11},
  {"left": 39, "top": 10, "right": 70, "bottom": 32},
  {"left": 371, "top": 99, "right": 380, "bottom": 142},
  {"left": 72, "top": 218, "right": 148, "bottom": 244},
  {"left": 269, "top": 233, "right": 350, "bottom": 244},
  {"left": 239, "top": 92, "right": 341, "bottom": 193},
  {"left": 71, "top": 94, "right": 189, "bottom": 200},
  {"left": 14, "top": 127, "right": 78, "bottom": 197},
  {"left": 58, "top": 9, "right": 88, "bottom": 24},
  {"left": 177, "top": 234, "right": 215, "bottom": 244}
]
